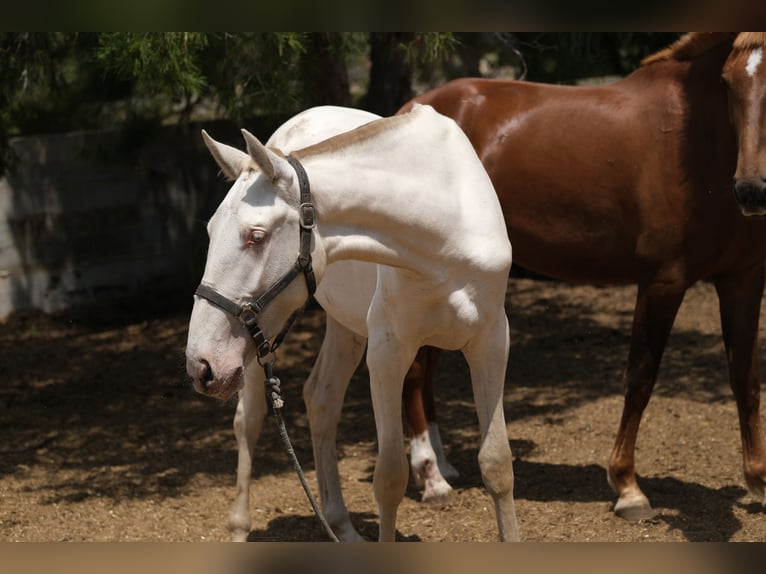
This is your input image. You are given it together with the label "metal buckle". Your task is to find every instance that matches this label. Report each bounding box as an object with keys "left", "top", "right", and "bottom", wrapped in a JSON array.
[
  {"left": 240, "top": 306, "right": 257, "bottom": 326},
  {"left": 299, "top": 203, "right": 316, "bottom": 229}
]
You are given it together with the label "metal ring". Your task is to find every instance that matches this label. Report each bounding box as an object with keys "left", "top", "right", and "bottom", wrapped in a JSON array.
[{"left": 257, "top": 351, "right": 277, "bottom": 367}]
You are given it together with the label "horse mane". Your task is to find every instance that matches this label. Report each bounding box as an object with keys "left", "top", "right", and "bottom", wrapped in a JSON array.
[
  {"left": 290, "top": 111, "right": 415, "bottom": 160},
  {"left": 641, "top": 32, "right": 738, "bottom": 66},
  {"left": 733, "top": 32, "right": 766, "bottom": 51}
]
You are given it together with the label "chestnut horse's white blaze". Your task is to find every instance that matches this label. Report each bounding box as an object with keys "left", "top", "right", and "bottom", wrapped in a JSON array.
[
  {"left": 226, "top": 106, "right": 456, "bottom": 543},
  {"left": 185, "top": 105, "right": 518, "bottom": 541},
  {"left": 746, "top": 49, "right": 762, "bottom": 77}
]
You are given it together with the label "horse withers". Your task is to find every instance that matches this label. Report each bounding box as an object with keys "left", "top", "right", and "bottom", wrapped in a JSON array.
[
  {"left": 400, "top": 32, "right": 766, "bottom": 520},
  {"left": 185, "top": 105, "right": 518, "bottom": 541}
]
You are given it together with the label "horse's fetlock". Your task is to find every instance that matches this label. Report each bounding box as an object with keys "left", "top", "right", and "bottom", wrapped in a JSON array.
[
  {"left": 227, "top": 513, "right": 251, "bottom": 542},
  {"left": 743, "top": 460, "right": 766, "bottom": 495}
]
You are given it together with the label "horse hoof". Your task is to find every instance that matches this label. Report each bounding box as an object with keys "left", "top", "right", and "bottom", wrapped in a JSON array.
[
  {"left": 421, "top": 478, "right": 453, "bottom": 502},
  {"left": 230, "top": 530, "right": 249, "bottom": 542},
  {"left": 332, "top": 522, "right": 366, "bottom": 542},
  {"left": 614, "top": 498, "right": 657, "bottom": 521}
]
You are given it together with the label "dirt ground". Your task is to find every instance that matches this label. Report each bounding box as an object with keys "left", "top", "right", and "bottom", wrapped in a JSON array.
[{"left": 2, "top": 276, "right": 765, "bottom": 542}]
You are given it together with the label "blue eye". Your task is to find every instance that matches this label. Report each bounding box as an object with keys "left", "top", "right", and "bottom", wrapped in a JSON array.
[{"left": 246, "top": 229, "right": 266, "bottom": 245}]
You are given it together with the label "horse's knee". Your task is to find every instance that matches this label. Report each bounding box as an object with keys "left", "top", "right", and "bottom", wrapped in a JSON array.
[
  {"left": 477, "top": 443, "right": 514, "bottom": 497},
  {"left": 622, "top": 374, "right": 656, "bottom": 409},
  {"left": 374, "top": 450, "right": 409, "bottom": 504},
  {"left": 233, "top": 398, "right": 246, "bottom": 437}
]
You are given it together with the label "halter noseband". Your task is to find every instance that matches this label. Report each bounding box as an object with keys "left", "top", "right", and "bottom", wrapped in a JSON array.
[{"left": 195, "top": 155, "right": 316, "bottom": 359}]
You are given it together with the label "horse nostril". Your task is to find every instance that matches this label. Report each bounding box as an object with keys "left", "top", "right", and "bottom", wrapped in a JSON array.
[{"left": 200, "top": 359, "right": 213, "bottom": 386}]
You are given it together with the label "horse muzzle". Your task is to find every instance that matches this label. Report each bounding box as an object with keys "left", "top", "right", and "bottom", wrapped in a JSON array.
[
  {"left": 186, "top": 357, "right": 244, "bottom": 401},
  {"left": 734, "top": 178, "right": 766, "bottom": 216}
]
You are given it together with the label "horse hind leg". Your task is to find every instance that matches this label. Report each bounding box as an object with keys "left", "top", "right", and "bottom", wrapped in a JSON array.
[
  {"left": 228, "top": 361, "right": 268, "bottom": 542},
  {"left": 607, "top": 272, "right": 686, "bottom": 521},
  {"left": 715, "top": 264, "right": 766, "bottom": 505},
  {"left": 422, "top": 346, "right": 460, "bottom": 480},
  {"left": 303, "top": 316, "right": 367, "bottom": 541},
  {"left": 403, "top": 345, "right": 455, "bottom": 501},
  {"left": 462, "top": 313, "right": 519, "bottom": 541}
]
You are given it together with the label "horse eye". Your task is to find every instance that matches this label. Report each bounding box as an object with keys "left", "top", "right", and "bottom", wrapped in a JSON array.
[
  {"left": 246, "top": 229, "right": 266, "bottom": 246},
  {"left": 720, "top": 75, "right": 730, "bottom": 90}
]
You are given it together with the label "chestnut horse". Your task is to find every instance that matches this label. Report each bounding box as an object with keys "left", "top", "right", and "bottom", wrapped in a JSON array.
[{"left": 401, "top": 32, "right": 766, "bottom": 520}]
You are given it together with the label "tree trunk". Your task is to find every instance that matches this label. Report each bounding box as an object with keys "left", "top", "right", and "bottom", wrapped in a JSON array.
[
  {"left": 300, "top": 33, "right": 351, "bottom": 108},
  {"left": 363, "top": 32, "right": 415, "bottom": 116}
]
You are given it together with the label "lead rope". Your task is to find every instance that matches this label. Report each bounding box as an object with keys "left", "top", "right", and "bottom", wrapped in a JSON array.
[{"left": 261, "top": 359, "right": 341, "bottom": 542}]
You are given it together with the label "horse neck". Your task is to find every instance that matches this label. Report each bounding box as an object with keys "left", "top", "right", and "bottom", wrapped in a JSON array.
[
  {"left": 299, "top": 119, "right": 505, "bottom": 274},
  {"left": 632, "top": 36, "right": 734, "bottom": 93},
  {"left": 627, "top": 38, "right": 737, "bottom": 169},
  {"left": 305, "top": 152, "right": 450, "bottom": 271}
]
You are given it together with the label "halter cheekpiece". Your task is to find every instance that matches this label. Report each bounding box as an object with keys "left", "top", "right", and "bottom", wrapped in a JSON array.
[{"left": 195, "top": 155, "right": 316, "bottom": 359}]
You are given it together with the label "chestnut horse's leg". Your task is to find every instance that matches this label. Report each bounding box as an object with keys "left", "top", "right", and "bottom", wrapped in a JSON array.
[
  {"left": 714, "top": 262, "right": 766, "bottom": 504},
  {"left": 422, "top": 349, "right": 460, "bottom": 481},
  {"left": 229, "top": 360, "right": 268, "bottom": 541},
  {"left": 607, "top": 270, "right": 686, "bottom": 520},
  {"left": 402, "top": 346, "right": 456, "bottom": 501},
  {"left": 303, "top": 316, "right": 367, "bottom": 541}
]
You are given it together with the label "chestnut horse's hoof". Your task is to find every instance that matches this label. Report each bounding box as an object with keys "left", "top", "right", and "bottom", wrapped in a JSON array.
[
  {"left": 421, "top": 477, "right": 454, "bottom": 502},
  {"left": 615, "top": 503, "right": 657, "bottom": 521},
  {"left": 614, "top": 490, "right": 656, "bottom": 521}
]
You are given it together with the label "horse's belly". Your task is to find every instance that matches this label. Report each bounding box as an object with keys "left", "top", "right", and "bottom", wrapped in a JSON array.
[{"left": 510, "top": 232, "right": 642, "bottom": 284}]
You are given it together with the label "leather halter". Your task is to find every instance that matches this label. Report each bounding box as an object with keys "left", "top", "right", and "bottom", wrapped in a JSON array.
[{"left": 195, "top": 155, "right": 317, "bottom": 359}]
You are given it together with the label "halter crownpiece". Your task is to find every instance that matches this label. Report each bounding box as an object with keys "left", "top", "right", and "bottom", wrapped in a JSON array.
[{"left": 195, "top": 154, "right": 316, "bottom": 359}]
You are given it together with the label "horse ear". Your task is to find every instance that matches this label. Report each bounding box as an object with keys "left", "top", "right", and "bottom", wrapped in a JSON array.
[
  {"left": 201, "top": 130, "right": 251, "bottom": 181},
  {"left": 241, "top": 129, "right": 290, "bottom": 183}
]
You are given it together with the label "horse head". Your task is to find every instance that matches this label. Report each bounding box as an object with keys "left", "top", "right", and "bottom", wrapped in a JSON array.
[
  {"left": 723, "top": 33, "right": 766, "bottom": 216},
  {"left": 185, "top": 129, "right": 324, "bottom": 400}
]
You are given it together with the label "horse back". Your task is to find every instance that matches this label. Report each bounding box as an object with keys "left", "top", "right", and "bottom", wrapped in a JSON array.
[{"left": 401, "top": 71, "right": 766, "bottom": 284}]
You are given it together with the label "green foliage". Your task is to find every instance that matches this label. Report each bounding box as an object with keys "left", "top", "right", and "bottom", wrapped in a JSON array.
[
  {"left": 97, "top": 33, "right": 208, "bottom": 100},
  {"left": 200, "top": 32, "right": 310, "bottom": 118},
  {"left": 0, "top": 32, "right": 684, "bottom": 176},
  {"left": 403, "top": 33, "right": 459, "bottom": 65},
  {"left": 0, "top": 33, "right": 114, "bottom": 172}
]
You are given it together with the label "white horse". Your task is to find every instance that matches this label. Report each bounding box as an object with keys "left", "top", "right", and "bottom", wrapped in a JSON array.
[
  {"left": 185, "top": 104, "right": 518, "bottom": 541},
  {"left": 228, "top": 106, "right": 458, "bottom": 543}
]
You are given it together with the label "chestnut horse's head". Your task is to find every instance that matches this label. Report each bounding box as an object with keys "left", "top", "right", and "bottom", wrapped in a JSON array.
[
  {"left": 722, "top": 33, "right": 766, "bottom": 216},
  {"left": 185, "top": 130, "right": 322, "bottom": 400}
]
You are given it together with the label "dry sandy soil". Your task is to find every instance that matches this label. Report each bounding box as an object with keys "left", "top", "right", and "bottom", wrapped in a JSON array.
[{"left": 2, "top": 276, "right": 765, "bottom": 542}]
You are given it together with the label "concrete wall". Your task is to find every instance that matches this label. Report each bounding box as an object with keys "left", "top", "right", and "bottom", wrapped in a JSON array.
[{"left": 0, "top": 119, "right": 280, "bottom": 319}]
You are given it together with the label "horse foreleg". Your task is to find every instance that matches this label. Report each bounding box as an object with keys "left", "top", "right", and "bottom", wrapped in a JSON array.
[
  {"left": 302, "top": 316, "right": 367, "bottom": 541},
  {"left": 403, "top": 345, "right": 455, "bottom": 501},
  {"left": 715, "top": 262, "right": 766, "bottom": 505},
  {"left": 229, "top": 360, "right": 268, "bottom": 541},
  {"left": 607, "top": 272, "right": 686, "bottom": 520},
  {"left": 367, "top": 331, "right": 414, "bottom": 542},
  {"left": 462, "top": 312, "right": 519, "bottom": 542}
]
